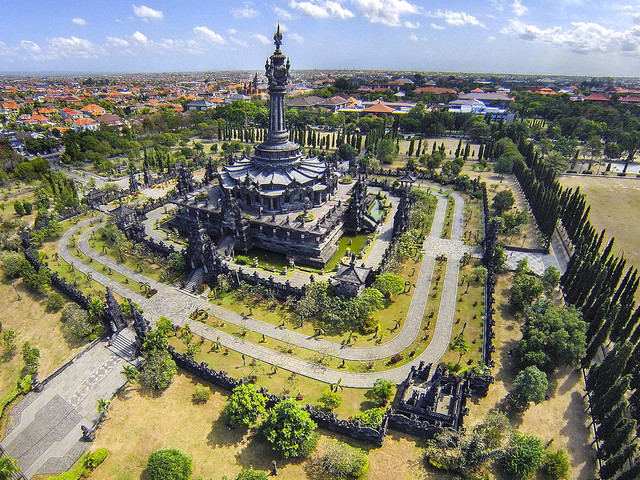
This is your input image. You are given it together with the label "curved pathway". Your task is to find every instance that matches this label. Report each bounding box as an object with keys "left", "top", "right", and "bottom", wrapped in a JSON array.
[{"left": 58, "top": 186, "right": 478, "bottom": 387}]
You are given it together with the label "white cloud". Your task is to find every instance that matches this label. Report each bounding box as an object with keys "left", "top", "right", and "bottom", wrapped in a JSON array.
[
  {"left": 502, "top": 19, "right": 640, "bottom": 55},
  {"left": 487, "top": 35, "right": 496, "bottom": 42},
  {"left": 72, "top": 17, "right": 87, "bottom": 26},
  {"left": 227, "top": 28, "right": 238, "bottom": 35},
  {"left": 46, "top": 36, "right": 98, "bottom": 59},
  {"left": 430, "top": 23, "right": 445, "bottom": 30},
  {"left": 351, "top": 0, "right": 420, "bottom": 27},
  {"left": 512, "top": 0, "right": 528, "bottom": 16},
  {"left": 252, "top": 33, "right": 271, "bottom": 45},
  {"left": 274, "top": 6, "right": 293, "bottom": 20},
  {"left": 132, "top": 4, "right": 164, "bottom": 22},
  {"left": 193, "top": 26, "right": 225, "bottom": 44},
  {"left": 21, "top": 40, "right": 41, "bottom": 53},
  {"left": 289, "top": 0, "right": 354, "bottom": 20},
  {"left": 428, "top": 10, "right": 484, "bottom": 27},
  {"left": 131, "top": 31, "right": 148, "bottom": 45},
  {"left": 289, "top": 33, "right": 304, "bottom": 44},
  {"left": 409, "top": 33, "right": 418, "bottom": 41},
  {"left": 230, "top": 37, "right": 248, "bottom": 47},
  {"left": 106, "top": 36, "right": 130, "bottom": 48},
  {"left": 231, "top": 3, "right": 259, "bottom": 18},
  {"left": 404, "top": 21, "right": 419, "bottom": 29}
]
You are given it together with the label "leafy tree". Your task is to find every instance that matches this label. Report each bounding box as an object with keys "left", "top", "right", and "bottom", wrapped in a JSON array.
[
  {"left": 1, "top": 252, "right": 24, "bottom": 278},
  {"left": 235, "top": 468, "right": 268, "bottom": 480},
  {"left": 21, "top": 341, "right": 40, "bottom": 374},
  {"left": 510, "top": 366, "right": 548, "bottom": 410},
  {"left": 494, "top": 153, "right": 518, "bottom": 178},
  {"left": 318, "top": 390, "right": 342, "bottom": 411},
  {"left": 261, "top": 398, "right": 318, "bottom": 458},
  {"left": 366, "top": 379, "right": 395, "bottom": 405},
  {"left": 502, "top": 432, "right": 544, "bottom": 480},
  {"left": 542, "top": 449, "right": 569, "bottom": 480},
  {"left": 375, "top": 137, "right": 398, "bottom": 165},
  {"left": 371, "top": 272, "right": 404, "bottom": 297},
  {"left": 315, "top": 440, "right": 369, "bottom": 479},
  {"left": 515, "top": 299, "right": 586, "bottom": 372},
  {"left": 168, "top": 253, "right": 186, "bottom": 273},
  {"left": 13, "top": 200, "right": 25, "bottom": 216},
  {"left": 544, "top": 151, "right": 569, "bottom": 175},
  {"left": 509, "top": 271, "right": 543, "bottom": 313},
  {"left": 0, "top": 455, "right": 20, "bottom": 480},
  {"left": 224, "top": 383, "right": 267, "bottom": 429},
  {"left": 449, "top": 334, "right": 470, "bottom": 363},
  {"left": 337, "top": 143, "right": 357, "bottom": 161},
  {"left": 541, "top": 266, "right": 561, "bottom": 294},
  {"left": 61, "top": 303, "right": 94, "bottom": 339},
  {"left": 492, "top": 190, "right": 515, "bottom": 215},
  {"left": 140, "top": 350, "right": 177, "bottom": 389},
  {"left": 146, "top": 449, "right": 192, "bottom": 480},
  {"left": 353, "top": 408, "right": 385, "bottom": 429},
  {"left": 45, "top": 293, "right": 65, "bottom": 312}
]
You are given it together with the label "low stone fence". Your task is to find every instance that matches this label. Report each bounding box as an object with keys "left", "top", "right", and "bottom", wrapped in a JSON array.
[
  {"left": 22, "top": 232, "right": 111, "bottom": 334},
  {"left": 168, "top": 347, "right": 387, "bottom": 445}
]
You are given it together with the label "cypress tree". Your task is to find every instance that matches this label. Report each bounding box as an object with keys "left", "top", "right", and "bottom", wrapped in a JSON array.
[
  {"left": 596, "top": 401, "right": 627, "bottom": 441},
  {"left": 408, "top": 139, "right": 415, "bottom": 157},
  {"left": 593, "top": 375, "right": 631, "bottom": 422},
  {"left": 600, "top": 443, "right": 638, "bottom": 480},
  {"left": 614, "top": 461, "right": 640, "bottom": 480},
  {"left": 598, "top": 417, "right": 636, "bottom": 460},
  {"left": 416, "top": 139, "right": 422, "bottom": 158}
]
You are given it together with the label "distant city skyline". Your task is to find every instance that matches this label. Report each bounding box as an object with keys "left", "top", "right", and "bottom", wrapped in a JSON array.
[{"left": 2, "top": 1, "right": 640, "bottom": 77}]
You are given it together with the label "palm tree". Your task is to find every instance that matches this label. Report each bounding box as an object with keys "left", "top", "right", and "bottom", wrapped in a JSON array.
[
  {"left": 0, "top": 456, "right": 20, "bottom": 480},
  {"left": 97, "top": 398, "right": 111, "bottom": 419},
  {"left": 121, "top": 365, "right": 139, "bottom": 384},
  {"left": 330, "top": 377, "right": 344, "bottom": 392}
]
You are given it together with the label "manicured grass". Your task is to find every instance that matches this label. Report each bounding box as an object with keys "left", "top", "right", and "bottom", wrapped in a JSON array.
[
  {"left": 88, "top": 371, "right": 441, "bottom": 480},
  {"left": 439, "top": 259, "right": 485, "bottom": 370},
  {"left": 325, "top": 233, "right": 372, "bottom": 273},
  {"left": 441, "top": 193, "right": 455, "bottom": 239},
  {"left": 210, "top": 257, "right": 425, "bottom": 349}
]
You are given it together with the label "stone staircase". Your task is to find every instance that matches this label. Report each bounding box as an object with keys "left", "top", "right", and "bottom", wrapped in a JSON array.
[
  {"left": 107, "top": 328, "right": 137, "bottom": 362},
  {"left": 183, "top": 267, "right": 204, "bottom": 293}
]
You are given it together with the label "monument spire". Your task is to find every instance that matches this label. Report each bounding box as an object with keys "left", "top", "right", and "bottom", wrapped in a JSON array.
[{"left": 264, "top": 24, "right": 290, "bottom": 144}]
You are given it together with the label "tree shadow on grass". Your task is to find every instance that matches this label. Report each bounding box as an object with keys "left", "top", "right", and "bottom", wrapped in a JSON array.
[
  {"left": 235, "top": 432, "right": 304, "bottom": 473},
  {"left": 207, "top": 416, "right": 246, "bottom": 448},
  {"left": 561, "top": 391, "right": 597, "bottom": 480}
]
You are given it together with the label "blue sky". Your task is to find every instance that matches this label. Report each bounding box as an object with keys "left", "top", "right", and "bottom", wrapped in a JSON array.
[{"left": 2, "top": 0, "right": 640, "bottom": 76}]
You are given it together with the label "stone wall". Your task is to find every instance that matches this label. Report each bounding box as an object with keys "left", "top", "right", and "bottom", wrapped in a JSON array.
[
  {"left": 21, "top": 232, "right": 110, "bottom": 333},
  {"left": 168, "top": 347, "right": 387, "bottom": 445}
]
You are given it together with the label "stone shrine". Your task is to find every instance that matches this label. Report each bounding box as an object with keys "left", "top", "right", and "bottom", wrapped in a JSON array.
[{"left": 170, "top": 26, "right": 379, "bottom": 268}]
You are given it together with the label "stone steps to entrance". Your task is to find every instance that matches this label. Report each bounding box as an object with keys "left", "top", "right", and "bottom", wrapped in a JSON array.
[{"left": 107, "top": 329, "right": 137, "bottom": 362}]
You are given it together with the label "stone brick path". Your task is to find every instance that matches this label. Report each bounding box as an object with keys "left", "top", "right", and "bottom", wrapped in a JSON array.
[
  {"left": 58, "top": 184, "right": 474, "bottom": 387},
  {"left": 0, "top": 343, "right": 130, "bottom": 478}
]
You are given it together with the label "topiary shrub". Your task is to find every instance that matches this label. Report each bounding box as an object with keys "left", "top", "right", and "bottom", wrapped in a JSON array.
[
  {"left": 315, "top": 440, "right": 369, "bottom": 478},
  {"left": 85, "top": 448, "right": 109, "bottom": 468},
  {"left": 542, "top": 449, "right": 569, "bottom": 479},
  {"left": 146, "top": 449, "right": 193, "bottom": 480},
  {"left": 46, "top": 293, "right": 66, "bottom": 312},
  {"left": 235, "top": 468, "right": 268, "bottom": 480},
  {"left": 192, "top": 386, "right": 211, "bottom": 404}
]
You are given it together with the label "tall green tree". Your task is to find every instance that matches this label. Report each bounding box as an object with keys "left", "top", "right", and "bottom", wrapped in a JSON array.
[
  {"left": 261, "top": 398, "right": 318, "bottom": 458},
  {"left": 224, "top": 383, "right": 267, "bottom": 429}
]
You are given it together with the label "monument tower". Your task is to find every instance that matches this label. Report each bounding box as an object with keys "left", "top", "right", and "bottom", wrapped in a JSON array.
[{"left": 219, "top": 25, "right": 337, "bottom": 213}]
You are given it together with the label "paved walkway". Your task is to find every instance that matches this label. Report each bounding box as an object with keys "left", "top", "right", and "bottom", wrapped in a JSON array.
[
  {"left": 56, "top": 184, "right": 473, "bottom": 388},
  {"left": 0, "top": 342, "right": 131, "bottom": 478}
]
